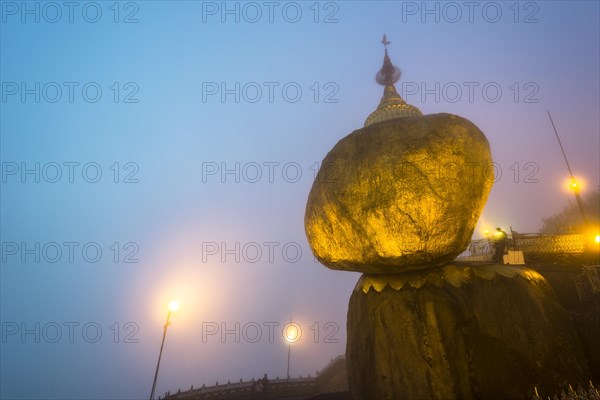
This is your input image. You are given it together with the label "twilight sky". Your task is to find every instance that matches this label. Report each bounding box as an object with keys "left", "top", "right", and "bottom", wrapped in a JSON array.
[{"left": 1, "top": 1, "right": 599, "bottom": 399}]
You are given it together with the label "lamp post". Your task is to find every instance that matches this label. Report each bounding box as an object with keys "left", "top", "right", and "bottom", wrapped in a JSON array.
[
  {"left": 548, "top": 111, "right": 590, "bottom": 225},
  {"left": 149, "top": 300, "right": 179, "bottom": 400},
  {"left": 284, "top": 320, "right": 299, "bottom": 380},
  {"left": 286, "top": 337, "right": 291, "bottom": 380}
]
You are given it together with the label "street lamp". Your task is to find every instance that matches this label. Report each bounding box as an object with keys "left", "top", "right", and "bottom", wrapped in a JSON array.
[
  {"left": 149, "top": 300, "right": 179, "bottom": 400},
  {"left": 548, "top": 111, "right": 590, "bottom": 226},
  {"left": 284, "top": 320, "right": 300, "bottom": 380}
]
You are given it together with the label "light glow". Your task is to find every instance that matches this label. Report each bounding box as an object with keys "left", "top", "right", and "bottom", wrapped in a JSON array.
[
  {"left": 283, "top": 323, "right": 301, "bottom": 343},
  {"left": 563, "top": 176, "right": 586, "bottom": 193},
  {"left": 169, "top": 300, "right": 180, "bottom": 312},
  {"left": 570, "top": 181, "right": 578, "bottom": 190}
]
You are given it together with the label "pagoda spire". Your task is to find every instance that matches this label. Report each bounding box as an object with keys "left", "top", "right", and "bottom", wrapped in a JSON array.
[
  {"left": 364, "top": 35, "right": 422, "bottom": 127},
  {"left": 377, "top": 34, "right": 400, "bottom": 87}
]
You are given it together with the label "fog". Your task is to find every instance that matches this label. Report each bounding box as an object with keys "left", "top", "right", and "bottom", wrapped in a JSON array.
[{"left": 1, "top": 1, "right": 598, "bottom": 399}]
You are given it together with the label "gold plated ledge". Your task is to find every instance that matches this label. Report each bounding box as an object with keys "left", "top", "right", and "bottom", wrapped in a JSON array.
[{"left": 357, "top": 263, "right": 545, "bottom": 294}]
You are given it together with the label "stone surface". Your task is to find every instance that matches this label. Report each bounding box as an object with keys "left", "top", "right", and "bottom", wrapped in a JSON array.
[
  {"left": 525, "top": 263, "right": 600, "bottom": 381},
  {"left": 346, "top": 264, "right": 590, "bottom": 400},
  {"left": 305, "top": 113, "right": 493, "bottom": 274}
]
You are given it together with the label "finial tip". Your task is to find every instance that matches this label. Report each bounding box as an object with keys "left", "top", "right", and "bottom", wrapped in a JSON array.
[{"left": 382, "top": 34, "right": 390, "bottom": 48}]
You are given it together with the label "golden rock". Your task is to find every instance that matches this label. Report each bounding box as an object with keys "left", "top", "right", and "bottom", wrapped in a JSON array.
[{"left": 304, "top": 113, "right": 493, "bottom": 274}]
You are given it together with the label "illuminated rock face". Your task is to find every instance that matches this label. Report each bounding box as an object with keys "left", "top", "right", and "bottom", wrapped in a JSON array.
[
  {"left": 305, "top": 113, "right": 493, "bottom": 274},
  {"left": 346, "top": 264, "right": 590, "bottom": 400}
]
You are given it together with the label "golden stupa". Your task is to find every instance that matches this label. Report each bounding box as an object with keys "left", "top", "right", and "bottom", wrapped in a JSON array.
[{"left": 364, "top": 35, "right": 422, "bottom": 126}]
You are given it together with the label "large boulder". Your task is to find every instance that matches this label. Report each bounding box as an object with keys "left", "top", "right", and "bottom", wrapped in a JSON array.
[
  {"left": 346, "top": 264, "right": 590, "bottom": 400},
  {"left": 305, "top": 114, "right": 493, "bottom": 274}
]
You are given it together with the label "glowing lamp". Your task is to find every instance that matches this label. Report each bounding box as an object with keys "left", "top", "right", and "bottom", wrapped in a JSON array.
[
  {"left": 169, "top": 301, "right": 179, "bottom": 312},
  {"left": 285, "top": 325, "right": 299, "bottom": 343}
]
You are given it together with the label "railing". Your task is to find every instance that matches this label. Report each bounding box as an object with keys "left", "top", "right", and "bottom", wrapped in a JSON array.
[
  {"left": 162, "top": 375, "right": 318, "bottom": 400},
  {"left": 162, "top": 356, "right": 347, "bottom": 400},
  {"left": 456, "top": 233, "right": 588, "bottom": 262},
  {"left": 512, "top": 233, "right": 585, "bottom": 254}
]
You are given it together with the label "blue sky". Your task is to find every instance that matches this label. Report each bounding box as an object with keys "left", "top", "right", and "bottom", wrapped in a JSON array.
[{"left": 1, "top": 1, "right": 599, "bottom": 399}]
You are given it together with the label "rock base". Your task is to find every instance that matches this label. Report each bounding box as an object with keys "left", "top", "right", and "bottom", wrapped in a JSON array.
[{"left": 346, "top": 264, "right": 590, "bottom": 400}]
